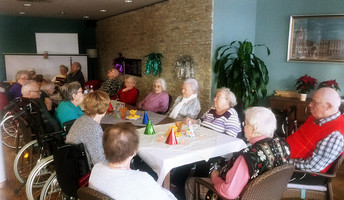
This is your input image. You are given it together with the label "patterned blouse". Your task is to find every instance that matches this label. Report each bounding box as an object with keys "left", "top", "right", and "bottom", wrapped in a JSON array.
[{"left": 99, "top": 78, "right": 123, "bottom": 98}]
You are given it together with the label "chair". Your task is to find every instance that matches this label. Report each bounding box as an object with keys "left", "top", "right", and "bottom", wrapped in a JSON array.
[
  {"left": 282, "top": 153, "right": 344, "bottom": 200},
  {"left": 195, "top": 164, "right": 295, "bottom": 200},
  {"left": 77, "top": 187, "right": 114, "bottom": 200}
]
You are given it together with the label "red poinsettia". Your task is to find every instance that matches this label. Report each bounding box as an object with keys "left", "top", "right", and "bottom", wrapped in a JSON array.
[
  {"left": 295, "top": 74, "right": 317, "bottom": 94},
  {"left": 318, "top": 79, "right": 340, "bottom": 91}
]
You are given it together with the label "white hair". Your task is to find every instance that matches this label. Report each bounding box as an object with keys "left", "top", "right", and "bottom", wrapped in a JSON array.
[
  {"left": 245, "top": 107, "right": 276, "bottom": 138},
  {"left": 155, "top": 78, "right": 167, "bottom": 91},
  {"left": 184, "top": 78, "right": 198, "bottom": 93},
  {"left": 21, "top": 80, "right": 38, "bottom": 97},
  {"left": 316, "top": 87, "right": 341, "bottom": 112},
  {"left": 217, "top": 87, "right": 237, "bottom": 107}
]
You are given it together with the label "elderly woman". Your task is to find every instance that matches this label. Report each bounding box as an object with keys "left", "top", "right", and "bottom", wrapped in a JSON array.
[
  {"left": 66, "top": 62, "right": 85, "bottom": 86},
  {"left": 185, "top": 107, "right": 290, "bottom": 200},
  {"left": 168, "top": 78, "right": 201, "bottom": 120},
  {"left": 89, "top": 122, "right": 176, "bottom": 200},
  {"left": 51, "top": 64, "right": 68, "bottom": 86},
  {"left": 40, "top": 80, "right": 56, "bottom": 113},
  {"left": 66, "top": 90, "right": 110, "bottom": 166},
  {"left": 99, "top": 67, "right": 123, "bottom": 98},
  {"left": 112, "top": 76, "right": 138, "bottom": 106},
  {"left": 55, "top": 81, "right": 84, "bottom": 127},
  {"left": 185, "top": 87, "right": 242, "bottom": 137},
  {"left": 9, "top": 70, "right": 29, "bottom": 100},
  {"left": 138, "top": 78, "right": 169, "bottom": 113}
]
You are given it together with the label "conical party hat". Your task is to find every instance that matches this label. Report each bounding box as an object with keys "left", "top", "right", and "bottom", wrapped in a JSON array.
[
  {"left": 107, "top": 102, "right": 113, "bottom": 112},
  {"left": 165, "top": 127, "right": 177, "bottom": 145},
  {"left": 185, "top": 120, "right": 195, "bottom": 137},
  {"left": 144, "top": 120, "right": 155, "bottom": 135},
  {"left": 142, "top": 111, "right": 149, "bottom": 124}
]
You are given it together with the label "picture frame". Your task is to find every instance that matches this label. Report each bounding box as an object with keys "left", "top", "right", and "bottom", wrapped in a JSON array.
[
  {"left": 287, "top": 14, "right": 344, "bottom": 63},
  {"left": 124, "top": 58, "right": 142, "bottom": 77}
]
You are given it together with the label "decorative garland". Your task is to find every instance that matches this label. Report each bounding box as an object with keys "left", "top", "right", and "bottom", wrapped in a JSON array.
[
  {"left": 175, "top": 55, "right": 195, "bottom": 79},
  {"left": 144, "top": 53, "right": 163, "bottom": 76},
  {"left": 113, "top": 53, "right": 125, "bottom": 73}
]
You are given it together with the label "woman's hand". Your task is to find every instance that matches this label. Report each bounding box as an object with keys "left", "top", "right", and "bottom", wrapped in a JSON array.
[
  {"left": 211, "top": 170, "right": 220, "bottom": 179},
  {"left": 183, "top": 117, "right": 198, "bottom": 125},
  {"left": 122, "top": 87, "right": 132, "bottom": 92},
  {"left": 45, "top": 97, "right": 53, "bottom": 111}
]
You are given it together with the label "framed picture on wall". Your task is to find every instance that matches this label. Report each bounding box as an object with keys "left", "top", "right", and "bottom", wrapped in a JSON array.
[
  {"left": 124, "top": 59, "right": 142, "bottom": 77},
  {"left": 287, "top": 14, "right": 344, "bottom": 63}
]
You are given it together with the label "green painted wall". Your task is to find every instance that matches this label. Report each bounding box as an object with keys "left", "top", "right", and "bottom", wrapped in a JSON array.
[
  {"left": 255, "top": 0, "right": 344, "bottom": 99},
  {"left": 0, "top": 15, "right": 96, "bottom": 81}
]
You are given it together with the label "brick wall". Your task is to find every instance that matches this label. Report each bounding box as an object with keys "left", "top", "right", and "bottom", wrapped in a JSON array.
[{"left": 96, "top": 0, "right": 213, "bottom": 114}]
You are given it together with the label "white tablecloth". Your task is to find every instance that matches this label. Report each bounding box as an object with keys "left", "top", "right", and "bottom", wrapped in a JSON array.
[{"left": 137, "top": 123, "right": 247, "bottom": 185}]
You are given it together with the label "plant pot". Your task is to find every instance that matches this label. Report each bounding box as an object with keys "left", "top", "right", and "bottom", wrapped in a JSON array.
[{"left": 299, "top": 93, "right": 307, "bottom": 101}]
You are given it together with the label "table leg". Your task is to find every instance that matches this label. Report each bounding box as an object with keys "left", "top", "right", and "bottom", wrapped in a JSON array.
[{"left": 162, "top": 172, "right": 170, "bottom": 190}]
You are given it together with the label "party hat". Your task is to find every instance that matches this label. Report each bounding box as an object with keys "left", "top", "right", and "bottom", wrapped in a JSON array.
[
  {"left": 185, "top": 120, "right": 195, "bottom": 137},
  {"left": 144, "top": 120, "right": 155, "bottom": 135},
  {"left": 165, "top": 127, "right": 178, "bottom": 145},
  {"left": 142, "top": 111, "right": 149, "bottom": 124},
  {"left": 107, "top": 102, "right": 113, "bottom": 112}
]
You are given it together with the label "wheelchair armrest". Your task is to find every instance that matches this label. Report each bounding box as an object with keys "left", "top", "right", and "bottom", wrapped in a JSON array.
[{"left": 294, "top": 169, "right": 336, "bottom": 178}]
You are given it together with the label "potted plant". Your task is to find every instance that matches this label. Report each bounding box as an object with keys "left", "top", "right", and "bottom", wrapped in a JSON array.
[
  {"left": 318, "top": 79, "right": 340, "bottom": 91},
  {"left": 295, "top": 74, "right": 317, "bottom": 101},
  {"left": 214, "top": 40, "right": 270, "bottom": 108}
]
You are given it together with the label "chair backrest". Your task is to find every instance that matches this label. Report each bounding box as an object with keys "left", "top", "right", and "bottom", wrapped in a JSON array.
[
  {"left": 240, "top": 164, "right": 295, "bottom": 200},
  {"left": 77, "top": 187, "right": 114, "bottom": 200},
  {"left": 326, "top": 153, "right": 344, "bottom": 176},
  {"left": 53, "top": 143, "right": 90, "bottom": 198}
]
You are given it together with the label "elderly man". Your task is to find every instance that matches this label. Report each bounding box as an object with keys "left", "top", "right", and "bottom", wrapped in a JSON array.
[
  {"left": 99, "top": 67, "right": 123, "bottom": 98},
  {"left": 287, "top": 87, "right": 344, "bottom": 179},
  {"left": 66, "top": 62, "right": 85, "bottom": 87},
  {"left": 20, "top": 80, "right": 61, "bottom": 136}
]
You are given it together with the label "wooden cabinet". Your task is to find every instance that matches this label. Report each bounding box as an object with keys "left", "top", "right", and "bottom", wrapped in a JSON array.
[{"left": 269, "top": 96, "right": 311, "bottom": 136}]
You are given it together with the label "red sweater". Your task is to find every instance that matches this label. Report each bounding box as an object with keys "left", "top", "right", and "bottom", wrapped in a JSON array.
[
  {"left": 287, "top": 114, "right": 344, "bottom": 172},
  {"left": 112, "top": 87, "right": 138, "bottom": 106}
]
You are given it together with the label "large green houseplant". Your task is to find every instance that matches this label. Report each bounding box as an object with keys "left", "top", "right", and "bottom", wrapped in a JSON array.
[{"left": 214, "top": 40, "right": 270, "bottom": 108}]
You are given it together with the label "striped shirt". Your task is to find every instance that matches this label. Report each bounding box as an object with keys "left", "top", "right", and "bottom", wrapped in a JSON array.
[{"left": 200, "top": 107, "right": 242, "bottom": 137}]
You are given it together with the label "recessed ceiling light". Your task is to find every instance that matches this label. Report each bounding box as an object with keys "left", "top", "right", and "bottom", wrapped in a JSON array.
[
  {"left": 61, "top": 11, "right": 65, "bottom": 15},
  {"left": 24, "top": 3, "right": 32, "bottom": 7},
  {"left": 19, "top": 12, "right": 26, "bottom": 15},
  {"left": 125, "top": 0, "right": 132, "bottom": 2},
  {"left": 83, "top": 16, "right": 89, "bottom": 19},
  {"left": 100, "top": 9, "right": 107, "bottom": 13}
]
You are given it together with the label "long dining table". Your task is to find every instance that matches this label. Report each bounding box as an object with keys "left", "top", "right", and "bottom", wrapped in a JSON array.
[{"left": 101, "top": 103, "right": 247, "bottom": 189}]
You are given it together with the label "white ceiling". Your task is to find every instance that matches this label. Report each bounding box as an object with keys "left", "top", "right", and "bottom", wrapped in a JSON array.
[{"left": 0, "top": 0, "right": 167, "bottom": 20}]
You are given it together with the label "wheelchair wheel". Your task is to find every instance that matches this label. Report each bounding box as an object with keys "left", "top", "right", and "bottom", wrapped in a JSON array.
[
  {"left": 40, "top": 172, "right": 65, "bottom": 200},
  {"left": 26, "top": 155, "right": 55, "bottom": 200},
  {"left": 14, "top": 139, "right": 41, "bottom": 183},
  {"left": 1, "top": 114, "right": 20, "bottom": 148}
]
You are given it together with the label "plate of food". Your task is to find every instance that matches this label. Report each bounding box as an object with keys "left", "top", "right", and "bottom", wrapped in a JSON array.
[{"left": 125, "top": 115, "right": 140, "bottom": 120}]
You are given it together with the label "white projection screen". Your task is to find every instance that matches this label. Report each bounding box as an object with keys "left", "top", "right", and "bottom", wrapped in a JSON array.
[{"left": 35, "top": 33, "right": 79, "bottom": 54}]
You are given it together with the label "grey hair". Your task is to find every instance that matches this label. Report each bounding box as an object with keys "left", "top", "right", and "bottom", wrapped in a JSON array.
[
  {"left": 15, "top": 70, "right": 29, "bottom": 81},
  {"left": 184, "top": 78, "right": 198, "bottom": 93},
  {"left": 72, "top": 62, "right": 82, "bottom": 70},
  {"left": 125, "top": 76, "right": 136, "bottom": 84},
  {"left": 316, "top": 87, "right": 341, "bottom": 112},
  {"left": 40, "top": 80, "right": 55, "bottom": 91},
  {"left": 245, "top": 107, "right": 277, "bottom": 138},
  {"left": 21, "top": 80, "right": 38, "bottom": 96},
  {"left": 155, "top": 78, "right": 167, "bottom": 91},
  {"left": 60, "top": 65, "right": 69, "bottom": 73},
  {"left": 217, "top": 87, "right": 237, "bottom": 107},
  {"left": 60, "top": 81, "right": 81, "bottom": 101}
]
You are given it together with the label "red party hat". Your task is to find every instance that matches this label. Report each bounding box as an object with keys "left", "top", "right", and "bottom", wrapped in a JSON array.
[
  {"left": 107, "top": 102, "right": 113, "bottom": 112},
  {"left": 165, "top": 127, "right": 177, "bottom": 145}
]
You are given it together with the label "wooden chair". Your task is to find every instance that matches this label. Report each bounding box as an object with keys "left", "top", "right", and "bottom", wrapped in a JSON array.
[
  {"left": 282, "top": 153, "right": 344, "bottom": 200},
  {"left": 77, "top": 187, "right": 114, "bottom": 200},
  {"left": 195, "top": 164, "right": 295, "bottom": 200}
]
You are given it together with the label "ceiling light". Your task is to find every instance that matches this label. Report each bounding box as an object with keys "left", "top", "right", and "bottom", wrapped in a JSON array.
[
  {"left": 100, "top": 9, "right": 107, "bottom": 13},
  {"left": 61, "top": 11, "right": 65, "bottom": 15},
  {"left": 83, "top": 16, "right": 89, "bottom": 19},
  {"left": 24, "top": 3, "right": 32, "bottom": 7},
  {"left": 125, "top": 0, "right": 133, "bottom": 2},
  {"left": 19, "top": 12, "right": 25, "bottom": 15}
]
